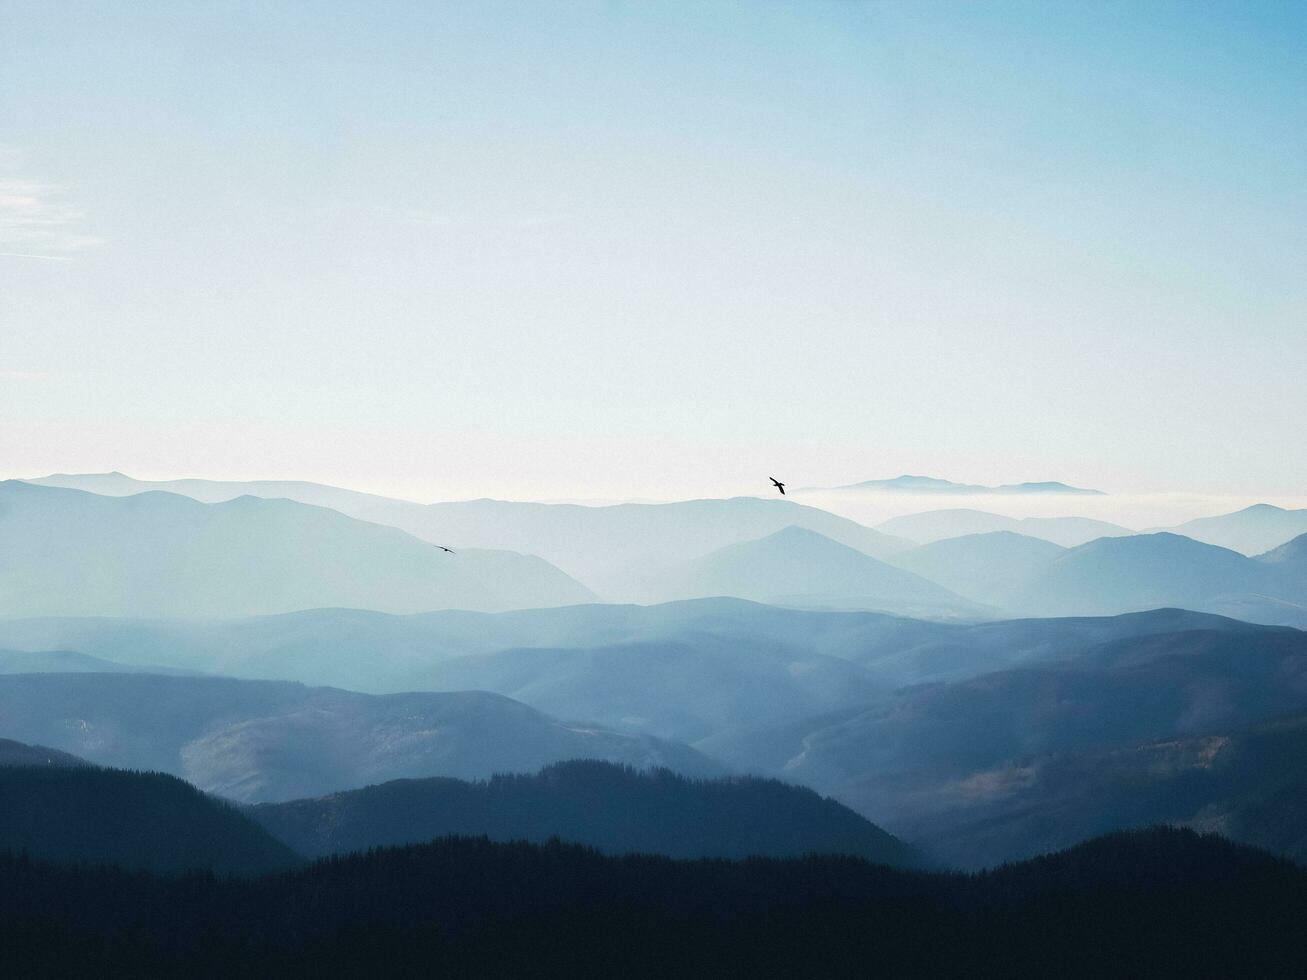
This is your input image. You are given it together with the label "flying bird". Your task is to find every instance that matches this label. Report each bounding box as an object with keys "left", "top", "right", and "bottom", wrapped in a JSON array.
[
  {"left": 438, "top": 546, "right": 455, "bottom": 554},
  {"left": 769, "top": 477, "right": 786, "bottom": 495}
]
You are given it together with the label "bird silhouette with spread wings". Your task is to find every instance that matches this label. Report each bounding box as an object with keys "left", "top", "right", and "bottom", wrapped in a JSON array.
[{"left": 769, "top": 477, "right": 786, "bottom": 495}]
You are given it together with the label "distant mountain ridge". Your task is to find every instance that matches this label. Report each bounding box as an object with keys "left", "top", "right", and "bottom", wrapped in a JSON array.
[
  {"left": 26, "top": 470, "right": 399, "bottom": 512},
  {"left": 809, "top": 475, "right": 1104, "bottom": 495},
  {"left": 0, "top": 481, "right": 595, "bottom": 617},
  {"left": 24, "top": 473, "right": 913, "bottom": 584}
]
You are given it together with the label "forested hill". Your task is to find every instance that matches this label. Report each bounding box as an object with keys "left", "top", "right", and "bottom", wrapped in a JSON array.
[
  {"left": 1, "top": 828, "right": 1304, "bottom": 978},
  {"left": 0, "top": 765, "right": 300, "bottom": 874},
  {"left": 251, "top": 760, "right": 919, "bottom": 865}
]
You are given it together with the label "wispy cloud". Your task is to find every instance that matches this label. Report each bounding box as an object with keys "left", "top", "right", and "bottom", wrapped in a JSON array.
[
  {"left": 0, "top": 150, "right": 103, "bottom": 260},
  {"left": 0, "top": 250, "right": 74, "bottom": 262}
]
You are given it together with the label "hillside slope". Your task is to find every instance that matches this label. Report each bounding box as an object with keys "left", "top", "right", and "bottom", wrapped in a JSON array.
[{"left": 704, "top": 626, "right": 1307, "bottom": 858}]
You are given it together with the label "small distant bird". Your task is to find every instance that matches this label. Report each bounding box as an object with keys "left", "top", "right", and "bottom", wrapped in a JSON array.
[
  {"left": 438, "top": 546, "right": 455, "bottom": 554},
  {"left": 769, "top": 477, "right": 786, "bottom": 496}
]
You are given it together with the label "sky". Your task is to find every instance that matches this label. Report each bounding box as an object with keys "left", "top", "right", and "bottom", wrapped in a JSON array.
[{"left": 2, "top": 1, "right": 1305, "bottom": 503}]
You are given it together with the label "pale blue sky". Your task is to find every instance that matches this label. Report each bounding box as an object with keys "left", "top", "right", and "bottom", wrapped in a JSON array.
[{"left": 2, "top": 1, "right": 1304, "bottom": 501}]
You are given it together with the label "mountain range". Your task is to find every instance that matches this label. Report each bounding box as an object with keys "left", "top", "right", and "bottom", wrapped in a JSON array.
[
  {"left": 24, "top": 472, "right": 912, "bottom": 583},
  {"left": 3, "top": 604, "right": 1306, "bottom": 872},
  {"left": 0, "top": 602, "right": 1277, "bottom": 706}
]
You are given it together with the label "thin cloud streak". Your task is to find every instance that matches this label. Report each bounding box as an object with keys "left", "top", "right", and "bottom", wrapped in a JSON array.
[
  {"left": 0, "top": 251, "right": 73, "bottom": 261},
  {"left": 0, "top": 166, "right": 103, "bottom": 257}
]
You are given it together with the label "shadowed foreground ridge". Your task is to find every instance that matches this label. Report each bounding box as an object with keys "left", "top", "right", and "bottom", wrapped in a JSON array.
[
  {"left": 2, "top": 827, "right": 1305, "bottom": 978},
  {"left": 0, "top": 766, "right": 300, "bottom": 874},
  {"left": 251, "top": 759, "right": 919, "bottom": 865}
]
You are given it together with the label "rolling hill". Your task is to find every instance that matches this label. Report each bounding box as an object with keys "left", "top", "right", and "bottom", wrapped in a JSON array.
[
  {"left": 0, "top": 673, "right": 720, "bottom": 802},
  {"left": 886, "top": 531, "right": 1065, "bottom": 606},
  {"left": 251, "top": 760, "right": 919, "bottom": 865},
  {"left": 628, "top": 526, "right": 981, "bottom": 617},
  {"left": 0, "top": 481, "right": 594, "bottom": 617},
  {"left": 1004, "top": 532, "right": 1277, "bottom": 618},
  {"left": 876, "top": 508, "right": 1132, "bottom": 547}
]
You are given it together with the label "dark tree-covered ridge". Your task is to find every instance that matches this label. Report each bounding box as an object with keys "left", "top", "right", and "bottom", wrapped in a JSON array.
[
  {"left": 251, "top": 759, "right": 920, "bottom": 865},
  {"left": 0, "top": 766, "right": 300, "bottom": 874},
  {"left": 1, "top": 827, "right": 1305, "bottom": 978}
]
